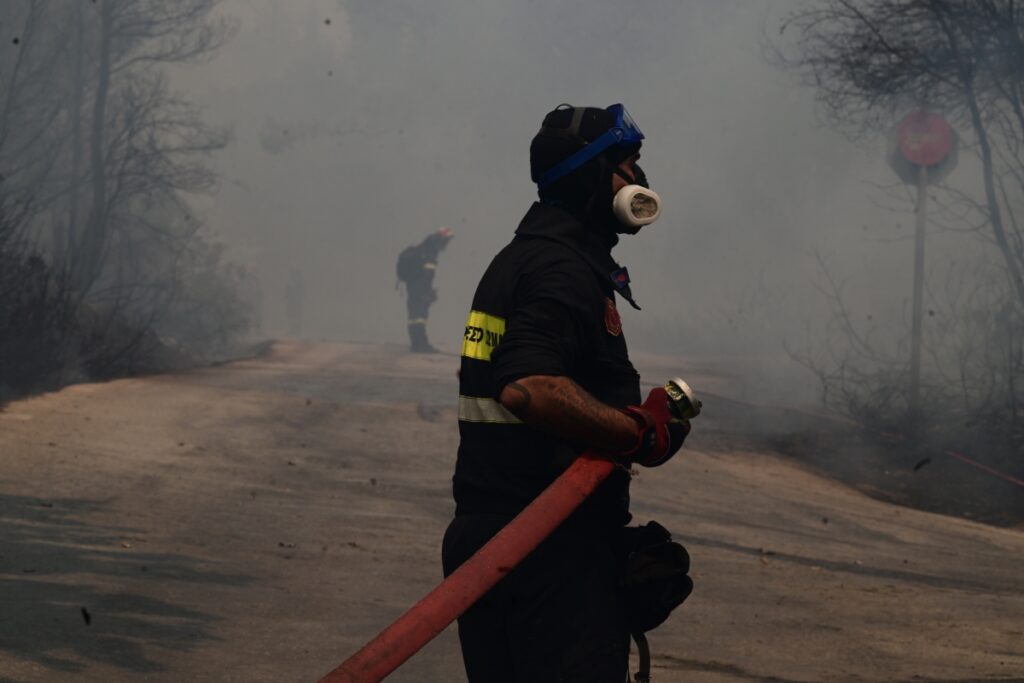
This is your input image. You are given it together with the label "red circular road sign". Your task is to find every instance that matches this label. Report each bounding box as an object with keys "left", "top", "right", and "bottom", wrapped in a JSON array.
[{"left": 898, "top": 111, "right": 954, "bottom": 166}]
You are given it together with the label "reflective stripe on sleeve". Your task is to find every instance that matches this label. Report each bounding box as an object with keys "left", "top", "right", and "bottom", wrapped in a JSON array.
[
  {"left": 423, "top": 263, "right": 437, "bottom": 270},
  {"left": 458, "top": 395, "right": 522, "bottom": 424},
  {"left": 461, "top": 310, "right": 505, "bottom": 361},
  {"left": 408, "top": 318, "right": 427, "bottom": 325}
]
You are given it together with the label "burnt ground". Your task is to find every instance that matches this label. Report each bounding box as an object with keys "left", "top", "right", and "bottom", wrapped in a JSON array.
[
  {"left": 672, "top": 369, "right": 1024, "bottom": 529},
  {"left": 770, "top": 426, "right": 1024, "bottom": 529},
  {"left": 0, "top": 341, "right": 1021, "bottom": 682}
]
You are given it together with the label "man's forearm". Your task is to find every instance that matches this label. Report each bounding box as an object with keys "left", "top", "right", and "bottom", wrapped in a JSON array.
[{"left": 499, "top": 375, "right": 640, "bottom": 452}]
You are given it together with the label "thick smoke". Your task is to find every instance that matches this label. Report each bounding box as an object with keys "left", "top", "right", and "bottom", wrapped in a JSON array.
[{"left": 170, "top": 0, "right": 982, "bottom": 408}]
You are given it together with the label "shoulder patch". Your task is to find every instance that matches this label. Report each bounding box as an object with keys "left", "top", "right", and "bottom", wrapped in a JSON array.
[{"left": 604, "top": 297, "right": 622, "bottom": 337}]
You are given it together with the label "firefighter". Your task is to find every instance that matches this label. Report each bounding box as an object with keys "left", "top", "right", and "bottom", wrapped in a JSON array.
[
  {"left": 396, "top": 227, "right": 454, "bottom": 352},
  {"left": 442, "top": 104, "right": 690, "bottom": 682},
  {"left": 284, "top": 267, "right": 305, "bottom": 337}
]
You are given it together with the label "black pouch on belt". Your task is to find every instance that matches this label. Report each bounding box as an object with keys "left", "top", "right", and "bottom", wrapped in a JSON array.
[{"left": 618, "top": 520, "right": 693, "bottom": 633}]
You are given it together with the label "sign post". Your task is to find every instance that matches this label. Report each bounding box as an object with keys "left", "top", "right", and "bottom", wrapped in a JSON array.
[
  {"left": 909, "top": 163, "right": 928, "bottom": 414},
  {"left": 887, "top": 110, "right": 958, "bottom": 417}
]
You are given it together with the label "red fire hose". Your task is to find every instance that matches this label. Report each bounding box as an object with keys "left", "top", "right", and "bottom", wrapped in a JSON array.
[
  {"left": 317, "top": 452, "right": 616, "bottom": 683},
  {"left": 317, "top": 379, "right": 701, "bottom": 683}
]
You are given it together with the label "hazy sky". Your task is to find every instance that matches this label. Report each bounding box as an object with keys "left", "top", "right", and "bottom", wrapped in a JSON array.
[{"left": 169, "top": 0, "right": 980, "bottom": 365}]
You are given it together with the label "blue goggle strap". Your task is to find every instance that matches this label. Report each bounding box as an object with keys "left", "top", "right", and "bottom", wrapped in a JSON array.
[
  {"left": 537, "top": 128, "right": 624, "bottom": 189},
  {"left": 537, "top": 104, "right": 644, "bottom": 189}
]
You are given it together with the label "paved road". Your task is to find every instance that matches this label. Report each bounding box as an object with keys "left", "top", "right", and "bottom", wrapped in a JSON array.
[{"left": 1, "top": 342, "right": 1022, "bottom": 682}]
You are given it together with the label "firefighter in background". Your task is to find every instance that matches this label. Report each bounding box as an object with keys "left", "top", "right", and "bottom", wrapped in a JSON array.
[
  {"left": 284, "top": 267, "right": 305, "bottom": 338},
  {"left": 396, "top": 227, "right": 454, "bottom": 352}
]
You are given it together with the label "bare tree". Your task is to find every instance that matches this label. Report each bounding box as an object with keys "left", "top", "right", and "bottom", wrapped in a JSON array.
[
  {"left": 1, "top": 0, "right": 250, "bottom": 396},
  {"left": 73, "top": 0, "right": 233, "bottom": 291},
  {"left": 776, "top": 1, "right": 1024, "bottom": 445},
  {"left": 777, "top": 0, "right": 1024, "bottom": 308},
  {"left": 0, "top": 1, "right": 71, "bottom": 230}
]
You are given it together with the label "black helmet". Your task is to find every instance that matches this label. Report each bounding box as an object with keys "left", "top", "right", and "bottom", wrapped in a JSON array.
[{"left": 530, "top": 104, "right": 643, "bottom": 204}]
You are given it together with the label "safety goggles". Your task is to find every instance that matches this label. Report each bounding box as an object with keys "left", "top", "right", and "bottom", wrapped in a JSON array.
[{"left": 537, "top": 103, "right": 645, "bottom": 189}]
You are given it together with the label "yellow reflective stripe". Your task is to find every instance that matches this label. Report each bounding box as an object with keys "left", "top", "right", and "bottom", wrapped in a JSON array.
[
  {"left": 423, "top": 263, "right": 437, "bottom": 270},
  {"left": 461, "top": 310, "right": 505, "bottom": 361},
  {"left": 458, "top": 395, "right": 522, "bottom": 424},
  {"left": 408, "top": 318, "right": 427, "bottom": 325}
]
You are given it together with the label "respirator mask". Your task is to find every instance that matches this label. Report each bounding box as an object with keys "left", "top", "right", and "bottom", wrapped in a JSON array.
[{"left": 611, "top": 163, "right": 662, "bottom": 233}]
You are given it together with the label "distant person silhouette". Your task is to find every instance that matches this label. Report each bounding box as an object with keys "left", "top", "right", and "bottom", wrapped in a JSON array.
[
  {"left": 396, "top": 227, "right": 454, "bottom": 352},
  {"left": 285, "top": 268, "right": 305, "bottom": 338}
]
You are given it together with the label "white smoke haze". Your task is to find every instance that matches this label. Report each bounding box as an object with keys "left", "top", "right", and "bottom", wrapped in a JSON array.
[{"left": 167, "top": 0, "right": 991, "bottom": 404}]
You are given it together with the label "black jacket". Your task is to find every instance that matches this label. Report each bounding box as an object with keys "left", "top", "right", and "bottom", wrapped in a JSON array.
[{"left": 454, "top": 202, "right": 642, "bottom": 530}]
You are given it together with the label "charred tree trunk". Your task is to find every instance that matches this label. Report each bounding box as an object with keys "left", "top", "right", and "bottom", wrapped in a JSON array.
[
  {"left": 931, "top": 1, "right": 1024, "bottom": 310},
  {"left": 76, "top": 0, "right": 112, "bottom": 292},
  {"left": 60, "top": 0, "right": 87, "bottom": 273}
]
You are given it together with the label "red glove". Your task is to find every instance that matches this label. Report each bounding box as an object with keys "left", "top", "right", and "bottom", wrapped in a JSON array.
[{"left": 621, "top": 387, "right": 691, "bottom": 467}]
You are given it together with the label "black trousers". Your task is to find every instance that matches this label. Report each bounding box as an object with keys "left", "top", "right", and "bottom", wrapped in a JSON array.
[
  {"left": 406, "top": 289, "right": 434, "bottom": 350},
  {"left": 442, "top": 514, "right": 630, "bottom": 683},
  {"left": 406, "top": 289, "right": 433, "bottom": 321}
]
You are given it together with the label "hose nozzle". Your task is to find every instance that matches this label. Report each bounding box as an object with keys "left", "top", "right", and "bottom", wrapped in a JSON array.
[{"left": 665, "top": 378, "right": 702, "bottom": 421}]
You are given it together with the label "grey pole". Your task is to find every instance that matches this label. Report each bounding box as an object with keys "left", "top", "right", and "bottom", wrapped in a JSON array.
[{"left": 908, "top": 163, "right": 928, "bottom": 416}]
